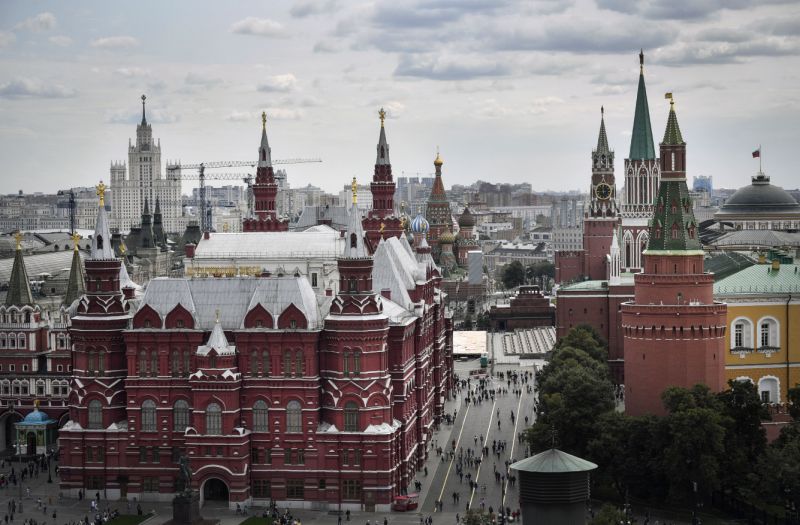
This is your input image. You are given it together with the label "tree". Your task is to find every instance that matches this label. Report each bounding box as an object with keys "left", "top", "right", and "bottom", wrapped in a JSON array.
[
  {"left": 501, "top": 260, "right": 525, "bottom": 289},
  {"left": 591, "top": 503, "right": 625, "bottom": 525},
  {"left": 553, "top": 324, "right": 608, "bottom": 363},
  {"left": 788, "top": 384, "right": 800, "bottom": 420}
]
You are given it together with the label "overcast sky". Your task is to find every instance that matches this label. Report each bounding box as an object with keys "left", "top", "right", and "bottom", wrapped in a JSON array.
[{"left": 1, "top": 0, "right": 798, "bottom": 197}]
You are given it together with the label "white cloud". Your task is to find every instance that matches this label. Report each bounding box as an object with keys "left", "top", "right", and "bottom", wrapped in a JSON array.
[
  {"left": 257, "top": 74, "right": 298, "bottom": 93},
  {"left": 0, "top": 77, "right": 76, "bottom": 99},
  {"left": 227, "top": 108, "right": 303, "bottom": 122},
  {"left": 291, "top": 0, "right": 338, "bottom": 18},
  {"left": 106, "top": 107, "right": 179, "bottom": 124},
  {"left": 114, "top": 67, "right": 151, "bottom": 78},
  {"left": 15, "top": 12, "right": 57, "bottom": 32},
  {"left": 91, "top": 36, "right": 140, "bottom": 49},
  {"left": 230, "top": 17, "right": 285, "bottom": 38},
  {"left": 0, "top": 31, "right": 15, "bottom": 48},
  {"left": 478, "top": 96, "right": 563, "bottom": 118},
  {"left": 48, "top": 35, "right": 73, "bottom": 47}
]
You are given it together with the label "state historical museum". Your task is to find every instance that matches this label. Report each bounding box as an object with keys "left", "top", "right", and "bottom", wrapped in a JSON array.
[{"left": 57, "top": 116, "right": 454, "bottom": 511}]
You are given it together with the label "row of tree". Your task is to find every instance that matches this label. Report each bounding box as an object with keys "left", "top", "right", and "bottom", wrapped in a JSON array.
[
  {"left": 500, "top": 260, "right": 555, "bottom": 290},
  {"left": 526, "top": 325, "right": 800, "bottom": 515}
]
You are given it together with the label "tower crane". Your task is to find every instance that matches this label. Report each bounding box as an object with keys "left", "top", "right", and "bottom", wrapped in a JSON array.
[{"left": 167, "top": 158, "right": 321, "bottom": 232}]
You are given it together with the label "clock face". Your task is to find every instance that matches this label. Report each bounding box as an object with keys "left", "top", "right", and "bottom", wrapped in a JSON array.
[{"left": 595, "top": 183, "right": 612, "bottom": 200}]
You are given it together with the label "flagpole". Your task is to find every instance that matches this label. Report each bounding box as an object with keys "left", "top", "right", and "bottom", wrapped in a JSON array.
[{"left": 759, "top": 144, "right": 762, "bottom": 173}]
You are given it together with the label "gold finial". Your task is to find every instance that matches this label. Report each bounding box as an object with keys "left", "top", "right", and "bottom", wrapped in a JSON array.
[
  {"left": 96, "top": 180, "right": 107, "bottom": 206},
  {"left": 378, "top": 107, "right": 386, "bottom": 128},
  {"left": 433, "top": 147, "right": 443, "bottom": 167},
  {"left": 639, "top": 49, "right": 644, "bottom": 72},
  {"left": 215, "top": 309, "right": 220, "bottom": 323},
  {"left": 71, "top": 232, "right": 81, "bottom": 252},
  {"left": 261, "top": 111, "right": 267, "bottom": 131},
  {"left": 351, "top": 176, "right": 358, "bottom": 205},
  {"left": 379, "top": 222, "right": 385, "bottom": 233},
  {"left": 119, "top": 241, "right": 127, "bottom": 255},
  {"left": 665, "top": 92, "right": 674, "bottom": 108},
  {"left": 14, "top": 231, "right": 23, "bottom": 251},
  {"left": 34, "top": 399, "right": 40, "bottom": 409}
]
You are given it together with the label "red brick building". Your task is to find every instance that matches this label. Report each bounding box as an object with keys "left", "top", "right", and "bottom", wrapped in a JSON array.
[
  {"left": 59, "top": 172, "right": 453, "bottom": 510},
  {"left": 621, "top": 97, "right": 727, "bottom": 416},
  {"left": 489, "top": 286, "right": 554, "bottom": 331}
]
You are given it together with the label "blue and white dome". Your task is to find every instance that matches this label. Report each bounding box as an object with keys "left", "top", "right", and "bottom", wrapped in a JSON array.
[{"left": 410, "top": 214, "right": 429, "bottom": 234}]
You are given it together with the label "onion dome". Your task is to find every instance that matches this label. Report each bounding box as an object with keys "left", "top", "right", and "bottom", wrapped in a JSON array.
[
  {"left": 458, "top": 206, "right": 475, "bottom": 228},
  {"left": 434, "top": 151, "right": 443, "bottom": 168},
  {"left": 439, "top": 229, "right": 455, "bottom": 244},
  {"left": 410, "top": 214, "right": 430, "bottom": 234}
]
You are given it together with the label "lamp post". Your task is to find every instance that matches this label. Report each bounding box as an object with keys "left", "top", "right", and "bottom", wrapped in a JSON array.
[{"left": 47, "top": 454, "right": 52, "bottom": 483}]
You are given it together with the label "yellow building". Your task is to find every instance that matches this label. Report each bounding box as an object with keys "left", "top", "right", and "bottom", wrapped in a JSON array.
[{"left": 714, "top": 259, "right": 800, "bottom": 403}]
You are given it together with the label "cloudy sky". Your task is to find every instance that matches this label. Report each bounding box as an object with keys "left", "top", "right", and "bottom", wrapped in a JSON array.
[{"left": 1, "top": 0, "right": 798, "bottom": 196}]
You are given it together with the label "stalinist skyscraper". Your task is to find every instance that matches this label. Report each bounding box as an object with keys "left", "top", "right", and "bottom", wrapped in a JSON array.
[{"left": 110, "top": 95, "right": 183, "bottom": 233}]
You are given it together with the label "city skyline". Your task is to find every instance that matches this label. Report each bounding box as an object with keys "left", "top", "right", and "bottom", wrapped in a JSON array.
[{"left": 1, "top": 0, "right": 798, "bottom": 196}]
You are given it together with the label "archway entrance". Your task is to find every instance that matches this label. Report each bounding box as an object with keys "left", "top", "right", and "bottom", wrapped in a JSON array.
[
  {"left": 0, "top": 413, "right": 22, "bottom": 453},
  {"left": 202, "top": 478, "right": 229, "bottom": 507}
]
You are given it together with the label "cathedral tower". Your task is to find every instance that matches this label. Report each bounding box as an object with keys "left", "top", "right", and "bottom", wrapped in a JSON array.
[
  {"left": 622, "top": 96, "right": 727, "bottom": 416},
  {"left": 364, "top": 108, "right": 404, "bottom": 248},
  {"left": 425, "top": 151, "right": 452, "bottom": 262}
]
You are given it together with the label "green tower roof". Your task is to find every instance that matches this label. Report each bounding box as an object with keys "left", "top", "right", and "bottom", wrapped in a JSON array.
[
  {"left": 5, "top": 242, "right": 34, "bottom": 306},
  {"left": 662, "top": 100, "right": 684, "bottom": 145},
  {"left": 62, "top": 248, "right": 86, "bottom": 306},
  {"left": 628, "top": 52, "right": 656, "bottom": 160}
]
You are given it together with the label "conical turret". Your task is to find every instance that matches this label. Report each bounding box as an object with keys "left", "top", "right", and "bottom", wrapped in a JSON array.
[
  {"left": 63, "top": 233, "right": 85, "bottom": 306},
  {"left": 258, "top": 111, "right": 272, "bottom": 168},
  {"left": 91, "top": 181, "right": 115, "bottom": 260},
  {"left": 629, "top": 50, "right": 656, "bottom": 161},
  {"left": 5, "top": 232, "right": 34, "bottom": 306}
]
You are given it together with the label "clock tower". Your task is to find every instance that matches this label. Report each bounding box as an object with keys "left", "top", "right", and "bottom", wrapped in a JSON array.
[{"left": 582, "top": 107, "right": 619, "bottom": 281}]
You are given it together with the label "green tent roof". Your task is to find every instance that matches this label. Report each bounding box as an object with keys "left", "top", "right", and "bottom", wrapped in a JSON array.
[
  {"left": 510, "top": 448, "right": 598, "bottom": 474},
  {"left": 629, "top": 69, "right": 656, "bottom": 160}
]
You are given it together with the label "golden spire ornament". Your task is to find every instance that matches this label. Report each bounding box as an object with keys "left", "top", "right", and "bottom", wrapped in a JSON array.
[
  {"left": 378, "top": 107, "right": 386, "bottom": 128},
  {"left": 351, "top": 176, "right": 358, "bottom": 205},
  {"left": 261, "top": 111, "right": 267, "bottom": 132},
  {"left": 96, "top": 181, "right": 107, "bottom": 206},
  {"left": 14, "top": 231, "right": 23, "bottom": 251},
  {"left": 71, "top": 232, "right": 81, "bottom": 252}
]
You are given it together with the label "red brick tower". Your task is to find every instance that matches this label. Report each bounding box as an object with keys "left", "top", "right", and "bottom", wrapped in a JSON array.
[
  {"left": 320, "top": 187, "right": 399, "bottom": 507},
  {"left": 583, "top": 107, "right": 620, "bottom": 280},
  {"left": 60, "top": 182, "right": 132, "bottom": 495},
  {"left": 425, "top": 151, "right": 452, "bottom": 263},
  {"left": 622, "top": 96, "right": 727, "bottom": 416},
  {"left": 364, "top": 108, "right": 403, "bottom": 250},
  {"left": 243, "top": 112, "right": 288, "bottom": 232}
]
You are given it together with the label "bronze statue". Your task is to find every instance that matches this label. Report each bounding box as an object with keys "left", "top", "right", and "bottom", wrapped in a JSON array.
[{"left": 177, "top": 455, "right": 192, "bottom": 493}]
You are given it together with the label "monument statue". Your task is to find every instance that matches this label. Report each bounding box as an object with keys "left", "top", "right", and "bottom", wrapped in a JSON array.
[{"left": 177, "top": 455, "right": 192, "bottom": 493}]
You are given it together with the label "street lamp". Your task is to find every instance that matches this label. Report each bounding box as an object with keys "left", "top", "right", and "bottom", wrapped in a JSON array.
[{"left": 47, "top": 454, "right": 52, "bottom": 483}]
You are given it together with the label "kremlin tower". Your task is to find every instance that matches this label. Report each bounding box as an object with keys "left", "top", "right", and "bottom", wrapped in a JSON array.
[
  {"left": 425, "top": 151, "right": 452, "bottom": 263},
  {"left": 621, "top": 96, "right": 727, "bottom": 416},
  {"left": 582, "top": 107, "right": 619, "bottom": 281},
  {"left": 243, "top": 112, "right": 289, "bottom": 232},
  {"left": 363, "top": 108, "right": 404, "bottom": 249}
]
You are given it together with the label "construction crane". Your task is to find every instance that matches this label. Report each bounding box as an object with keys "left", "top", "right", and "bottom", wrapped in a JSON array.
[
  {"left": 167, "top": 158, "right": 321, "bottom": 232},
  {"left": 57, "top": 189, "right": 76, "bottom": 235}
]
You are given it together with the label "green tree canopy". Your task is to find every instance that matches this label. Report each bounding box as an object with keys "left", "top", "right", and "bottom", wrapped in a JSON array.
[{"left": 501, "top": 260, "right": 526, "bottom": 289}]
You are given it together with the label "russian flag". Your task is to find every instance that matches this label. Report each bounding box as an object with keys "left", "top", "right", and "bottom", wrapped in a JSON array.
[{"left": 752, "top": 148, "right": 761, "bottom": 158}]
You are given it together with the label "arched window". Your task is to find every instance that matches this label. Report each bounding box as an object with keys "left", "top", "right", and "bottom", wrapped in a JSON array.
[
  {"left": 759, "top": 318, "right": 779, "bottom": 349},
  {"left": 262, "top": 350, "right": 270, "bottom": 376},
  {"left": 251, "top": 351, "right": 259, "bottom": 376},
  {"left": 344, "top": 401, "right": 359, "bottom": 432},
  {"left": 758, "top": 376, "right": 780, "bottom": 404},
  {"left": 253, "top": 400, "right": 268, "bottom": 432},
  {"left": 183, "top": 351, "right": 190, "bottom": 377},
  {"left": 98, "top": 351, "right": 105, "bottom": 374},
  {"left": 732, "top": 318, "right": 753, "bottom": 349},
  {"left": 87, "top": 351, "right": 96, "bottom": 374},
  {"left": 17, "top": 333, "right": 25, "bottom": 349},
  {"left": 171, "top": 351, "right": 179, "bottom": 377},
  {"left": 20, "top": 381, "right": 28, "bottom": 396},
  {"left": 283, "top": 351, "right": 292, "bottom": 377},
  {"left": 349, "top": 277, "right": 357, "bottom": 292},
  {"left": 150, "top": 351, "right": 159, "bottom": 377},
  {"left": 353, "top": 350, "right": 361, "bottom": 376},
  {"left": 8, "top": 334, "right": 15, "bottom": 349},
  {"left": 173, "top": 400, "right": 189, "bottom": 432},
  {"left": 350, "top": 233, "right": 357, "bottom": 248},
  {"left": 286, "top": 400, "right": 301, "bottom": 433},
  {"left": 88, "top": 400, "right": 103, "bottom": 429},
  {"left": 295, "top": 351, "right": 304, "bottom": 376},
  {"left": 139, "top": 351, "right": 147, "bottom": 377},
  {"left": 96, "top": 235, "right": 103, "bottom": 250},
  {"left": 206, "top": 403, "right": 222, "bottom": 435},
  {"left": 141, "top": 400, "right": 157, "bottom": 432}
]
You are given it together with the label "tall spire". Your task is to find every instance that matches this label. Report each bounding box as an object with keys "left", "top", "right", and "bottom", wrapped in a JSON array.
[
  {"left": 258, "top": 111, "right": 272, "bottom": 168},
  {"left": 343, "top": 179, "right": 368, "bottom": 259},
  {"left": 141, "top": 94, "right": 147, "bottom": 125},
  {"left": 91, "top": 181, "right": 115, "bottom": 260},
  {"left": 596, "top": 106, "right": 610, "bottom": 154},
  {"left": 143, "top": 197, "right": 150, "bottom": 217},
  {"left": 376, "top": 108, "right": 390, "bottom": 166},
  {"left": 662, "top": 93, "right": 684, "bottom": 145},
  {"left": 629, "top": 51, "right": 656, "bottom": 160},
  {"left": 5, "top": 232, "right": 34, "bottom": 306},
  {"left": 63, "top": 235, "right": 85, "bottom": 306}
]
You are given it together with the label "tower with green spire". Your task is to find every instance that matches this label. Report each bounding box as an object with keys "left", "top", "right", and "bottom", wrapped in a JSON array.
[
  {"left": 621, "top": 95, "right": 726, "bottom": 417},
  {"left": 620, "top": 50, "right": 661, "bottom": 273}
]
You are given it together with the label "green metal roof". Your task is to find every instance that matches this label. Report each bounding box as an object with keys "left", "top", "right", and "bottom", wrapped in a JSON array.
[
  {"left": 629, "top": 69, "right": 656, "bottom": 160},
  {"left": 596, "top": 110, "right": 610, "bottom": 155},
  {"left": 5, "top": 248, "right": 34, "bottom": 306},
  {"left": 647, "top": 183, "right": 701, "bottom": 253},
  {"left": 714, "top": 263, "right": 800, "bottom": 295},
  {"left": 511, "top": 448, "right": 598, "bottom": 474},
  {"left": 62, "top": 248, "right": 86, "bottom": 306},
  {"left": 662, "top": 102, "right": 684, "bottom": 145},
  {"left": 559, "top": 272, "right": 635, "bottom": 291}
]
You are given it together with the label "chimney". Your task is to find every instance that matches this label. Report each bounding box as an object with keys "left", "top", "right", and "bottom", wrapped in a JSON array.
[
  {"left": 758, "top": 254, "right": 767, "bottom": 264},
  {"left": 185, "top": 243, "right": 196, "bottom": 258},
  {"left": 771, "top": 258, "right": 781, "bottom": 271},
  {"left": 381, "top": 289, "right": 392, "bottom": 301},
  {"left": 122, "top": 285, "right": 135, "bottom": 300}
]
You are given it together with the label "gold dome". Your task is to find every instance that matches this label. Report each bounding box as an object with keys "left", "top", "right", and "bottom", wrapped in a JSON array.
[{"left": 433, "top": 151, "right": 443, "bottom": 167}]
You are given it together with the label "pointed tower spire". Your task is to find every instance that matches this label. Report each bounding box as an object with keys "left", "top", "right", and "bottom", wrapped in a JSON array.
[
  {"left": 629, "top": 51, "right": 656, "bottom": 160},
  {"left": 596, "top": 106, "right": 610, "bottom": 154},
  {"left": 141, "top": 94, "right": 147, "bottom": 125},
  {"left": 63, "top": 233, "right": 86, "bottom": 306},
  {"left": 5, "top": 232, "right": 34, "bottom": 306},
  {"left": 91, "top": 181, "right": 115, "bottom": 260},
  {"left": 143, "top": 197, "right": 150, "bottom": 216},
  {"left": 376, "top": 107, "right": 391, "bottom": 166},
  {"left": 662, "top": 93, "right": 684, "bottom": 145},
  {"left": 343, "top": 178, "right": 368, "bottom": 258},
  {"left": 258, "top": 111, "right": 272, "bottom": 168}
]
